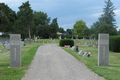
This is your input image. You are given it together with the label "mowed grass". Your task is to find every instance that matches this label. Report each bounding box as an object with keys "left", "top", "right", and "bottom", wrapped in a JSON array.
[
  {"left": 0, "top": 42, "right": 40, "bottom": 80},
  {"left": 0, "top": 39, "right": 59, "bottom": 80},
  {"left": 62, "top": 39, "right": 120, "bottom": 80}
]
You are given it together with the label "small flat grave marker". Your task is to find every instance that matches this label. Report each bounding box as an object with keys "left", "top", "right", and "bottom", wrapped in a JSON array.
[
  {"left": 78, "top": 50, "right": 83, "bottom": 55},
  {"left": 83, "top": 52, "right": 88, "bottom": 57}
]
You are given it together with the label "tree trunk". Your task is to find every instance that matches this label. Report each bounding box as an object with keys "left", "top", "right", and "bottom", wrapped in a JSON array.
[{"left": 28, "top": 27, "right": 31, "bottom": 44}]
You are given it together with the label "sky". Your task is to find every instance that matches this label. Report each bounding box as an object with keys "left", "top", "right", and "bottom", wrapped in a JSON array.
[{"left": 0, "top": 0, "right": 120, "bottom": 30}]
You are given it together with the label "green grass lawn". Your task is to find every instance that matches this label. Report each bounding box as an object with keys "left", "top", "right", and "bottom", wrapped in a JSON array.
[
  {"left": 1, "top": 39, "right": 120, "bottom": 80},
  {"left": 0, "top": 42, "right": 40, "bottom": 80},
  {"left": 63, "top": 39, "right": 120, "bottom": 80},
  {"left": 0, "top": 39, "right": 59, "bottom": 80}
]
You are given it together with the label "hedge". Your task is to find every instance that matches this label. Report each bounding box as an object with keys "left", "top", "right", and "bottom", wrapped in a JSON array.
[
  {"left": 59, "top": 39, "right": 74, "bottom": 47},
  {"left": 109, "top": 36, "right": 120, "bottom": 52}
]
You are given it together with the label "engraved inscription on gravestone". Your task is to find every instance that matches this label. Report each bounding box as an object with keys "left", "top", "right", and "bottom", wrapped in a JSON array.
[
  {"left": 98, "top": 34, "right": 109, "bottom": 66},
  {"left": 10, "top": 34, "right": 21, "bottom": 67}
]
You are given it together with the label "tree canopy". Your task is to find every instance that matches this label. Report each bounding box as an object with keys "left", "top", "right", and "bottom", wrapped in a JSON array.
[{"left": 73, "top": 20, "right": 87, "bottom": 36}]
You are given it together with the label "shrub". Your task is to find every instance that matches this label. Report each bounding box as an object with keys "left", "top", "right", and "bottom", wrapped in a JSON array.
[
  {"left": 109, "top": 36, "right": 120, "bottom": 52},
  {"left": 59, "top": 39, "right": 74, "bottom": 47}
]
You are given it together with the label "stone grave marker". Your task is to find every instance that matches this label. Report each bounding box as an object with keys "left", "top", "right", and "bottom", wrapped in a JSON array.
[
  {"left": 76, "top": 35, "right": 78, "bottom": 40},
  {"left": 10, "top": 34, "right": 21, "bottom": 67},
  {"left": 83, "top": 52, "right": 88, "bottom": 57},
  {"left": 84, "top": 42, "right": 87, "bottom": 46},
  {"left": 98, "top": 33, "right": 109, "bottom": 66},
  {"left": 4, "top": 43, "right": 7, "bottom": 50},
  {"left": 78, "top": 50, "right": 83, "bottom": 55},
  {"left": 95, "top": 42, "right": 98, "bottom": 48},
  {"left": 7, "top": 44, "right": 10, "bottom": 50},
  {"left": 0, "top": 50, "right": 2, "bottom": 53},
  {"left": 71, "top": 46, "right": 76, "bottom": 51}
]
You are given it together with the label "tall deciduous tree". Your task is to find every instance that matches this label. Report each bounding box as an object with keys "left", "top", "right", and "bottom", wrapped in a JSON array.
[
  {"left": 73, "top": 20, "right": 87, "bottom": 36},
  {"left": 32, "top": 11, "right": 51, "bottom": 37},
  {"left": 0, "top": 3, "right": 16, "bottom": 34},
  {"left": 50, "top": 18, "right": 59, "bottom": 38},
  {"left": 17, "top": 1, "right": 33, "bottom": 44}
]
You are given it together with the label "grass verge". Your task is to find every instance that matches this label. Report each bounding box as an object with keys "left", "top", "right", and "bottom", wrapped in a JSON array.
[
  {"left": 62, "top": 44, "right": 120, "bottom": 80},
  {"left": 0, "top": 44, "right": 40, "bottom": 80}
]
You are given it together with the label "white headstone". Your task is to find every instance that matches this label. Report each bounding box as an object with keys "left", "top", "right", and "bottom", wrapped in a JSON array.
[
  {"left": 71, "top": 46, "right": 76, "bottom": 51},
  {"left": 78, "top": 50, "right": 83, "bottom": 55},
  {"left": 83, "top": 52, "right": 88, "bottom": 57},
  {"left": 7, "top": 44, "right": 10, "bottom": 50},
  {"left": 84, "top": 42, "right": 87, "bottom": 46},
  {"left": 0, "top": 50, "right": 2, "bottom": 53}
]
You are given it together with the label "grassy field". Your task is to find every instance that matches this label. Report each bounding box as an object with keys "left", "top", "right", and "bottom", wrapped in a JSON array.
[{"left": 63, "top": 39, "right": 120, "bottom": 80}]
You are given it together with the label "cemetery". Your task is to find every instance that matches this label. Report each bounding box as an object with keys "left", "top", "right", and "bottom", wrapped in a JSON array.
[
  {"left": 1, "top": 0, "right": 120, "bottom": 79},
  {"left": 0, "top": 36, "right": 120, "bottom": 80}
]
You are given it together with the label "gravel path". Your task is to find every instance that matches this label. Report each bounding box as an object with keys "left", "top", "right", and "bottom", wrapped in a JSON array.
[{"left": 22, "top": 44, "right": 105, "bottom": 80}]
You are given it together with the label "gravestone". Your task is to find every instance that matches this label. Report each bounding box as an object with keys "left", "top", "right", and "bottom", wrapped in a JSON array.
[
  {"left": 71, "top": 46, "right": 76, "bottom": 51},
  {"left": 10, "top": 34, "right": 21, "bottom": 67},
  {"left": 0, "top": 50, "right": 2, "bottom": 53},
  {"left": 84, "top": 42, "right": 87, "bottom": 46},
  {"left": 78, "top": 50, "right": 83, "bottom": 55},
  {"left": 98, "top": 34, "right": 109, "bottom": 66},
  {"left": 95, "top": 43, "right": 98, "bottom": 48},
  {"left": 76, "top": 35, "right": 78, "bottom": 40},
  {"left": 4, "top": 43, "right": 7, "bottom": 50},
  {"left": 7, "top": 44, "right": 10, "bottom": 50},
  {"left": 83, "top": 52, "right": 88, "bottom": 57}
]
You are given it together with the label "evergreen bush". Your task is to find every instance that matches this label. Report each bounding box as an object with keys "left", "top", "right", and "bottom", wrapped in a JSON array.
[
  {"left": 109, "top": 36, "right": 120, "bottom": 52},
  {"left": 59, "top": 39, "right": 74, "bottom": 47}
]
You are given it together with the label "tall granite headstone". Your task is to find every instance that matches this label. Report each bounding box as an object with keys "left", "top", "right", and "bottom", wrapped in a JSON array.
[
  {"left": 10, "top": 34, "right": 21, "bottom": 67},
  {"left": 98, "top": 33, "right": 109, "bottom": 66}
]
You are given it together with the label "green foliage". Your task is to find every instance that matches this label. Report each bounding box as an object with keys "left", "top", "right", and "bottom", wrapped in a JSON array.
[
  {"left": 90, "top": 0, "right": 117, "bottom": 39},
  {"left": 58, "top": 27, "right": 65, "bottom": 33},
  {"left": 50, "top": 18, "right": 59, "bottom": 38},
  {"left": 109, "top": 36, "right": 120, "bottom": 52},
  {"left": 0, "top": 3, "right": 16, "bottom": 33},
  {"left": 73, "top": 20, "right": 87, "bottom": 36},
  {"left": 17, "top": 1, "right": 33, "bottom": 43},
  {"left": 59, "top": 39, "right": 74, "bottom": 47},
  {"left": 66, "top": 29, "right": 74, "bottom": 35}
]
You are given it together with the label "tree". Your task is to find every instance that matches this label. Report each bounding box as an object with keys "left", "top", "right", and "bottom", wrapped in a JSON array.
[
  {"left": 50, "top": 18, "right": 59, "bottom": 38},
  {"left": 17, "top": 1, "right": 33, "bottom": 44},
  {"left": 66, "top": 29, "right": 73, "bottom": 35},
  {"left": 102, "top": 0, "right": 116, "bottom": 27},
  {"left": 90, "top": 0, "right": 117, "bottom": 39},
  {"left": 84, "top": 27, "right": 90, "bottom": 36},
  {"left": 0, "top": 3, "right": 16, "bottom": 34},
  {"left": 73, "top": 20, "right": 87, "bottom": 36},
  {"left": 58, "top": 27, "right": 65, "bottom": 33},
  {"left": 32, "top": 11, "right": 51, "bottom": 37}
]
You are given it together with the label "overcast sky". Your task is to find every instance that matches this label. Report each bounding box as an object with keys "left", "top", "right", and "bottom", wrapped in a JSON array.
[{"left": 0, "top": 0, "right": 120, "bottom": 30}]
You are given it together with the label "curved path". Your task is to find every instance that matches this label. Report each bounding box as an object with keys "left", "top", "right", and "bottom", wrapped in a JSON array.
[{"left": 22, "top": 44, "right": 105, "bottom": 80}]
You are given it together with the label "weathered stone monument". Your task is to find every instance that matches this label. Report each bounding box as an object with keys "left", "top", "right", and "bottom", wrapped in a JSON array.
[
  {"left": 10, "top": 34, "right": 21, "bottom": 67},
  {"left": 98, "top": 33, "right": 109, "bottom": 66}
]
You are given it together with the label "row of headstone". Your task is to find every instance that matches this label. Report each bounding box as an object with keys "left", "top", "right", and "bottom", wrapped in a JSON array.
[{"left": 78, "top": 50, "right": 90, "bottom": 57}]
